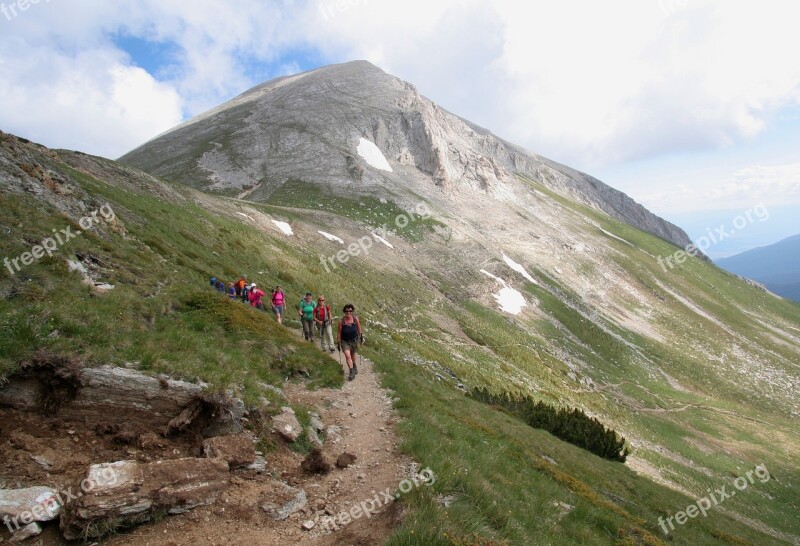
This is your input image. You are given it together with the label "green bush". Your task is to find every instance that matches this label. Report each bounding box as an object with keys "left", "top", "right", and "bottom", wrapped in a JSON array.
[{"left": 470, "top": 388, "right": 630, "bottom": 462}]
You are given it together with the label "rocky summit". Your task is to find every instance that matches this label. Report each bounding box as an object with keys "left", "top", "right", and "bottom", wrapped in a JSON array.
[{"left": 120, "top": 60, "right": 692, "bottom": 250}]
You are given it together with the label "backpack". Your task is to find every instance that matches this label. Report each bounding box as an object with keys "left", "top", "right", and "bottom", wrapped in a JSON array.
[
  {"left": 210, "top": 277, "right": 217, "bottom": 286},
  {"left": 314, "top": 305, "right": 332, "bottom": 324}
]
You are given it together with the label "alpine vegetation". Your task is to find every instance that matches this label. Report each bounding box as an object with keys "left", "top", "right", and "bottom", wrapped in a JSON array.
[{"left": 470, "top": 388, "right": 630, "bottom": 462}]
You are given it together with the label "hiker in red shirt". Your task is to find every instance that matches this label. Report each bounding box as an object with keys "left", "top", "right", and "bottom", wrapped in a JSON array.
[
  {"left": 313, "top": 296, "right": 335, "bottom": 352},
  {"left": 249, "top": 283, "right": 265, "bottom": 311}
]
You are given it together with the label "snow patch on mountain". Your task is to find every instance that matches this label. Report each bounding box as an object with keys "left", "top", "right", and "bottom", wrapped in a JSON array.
[
  {"left": 357, "top": 138, "right": 393, "bottom": 172},
  {"left": 480, "top": 269, "right": 527, "bottom": 315},
  {"left": 272, "top": 220, "right": 293, "bottom": 236},
  {"left": 502, "top": 254, "right": 536, "bottom": 284},
  {"left": 318, "top": 231, "right": 344, "bottom": 244}
]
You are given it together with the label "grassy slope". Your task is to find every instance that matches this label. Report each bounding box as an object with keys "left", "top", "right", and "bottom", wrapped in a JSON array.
[{"left": 1, "top": 147, "right": 798, "bottom": 545}]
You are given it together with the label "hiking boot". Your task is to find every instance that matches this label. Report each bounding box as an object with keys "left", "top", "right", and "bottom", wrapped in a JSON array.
[
  {"left": 348, "top": 368, "right": 356, "bottom": 381},
  {"left": 329, "top": 347, "right": 336, "bottom": 353},
  {"left": 353, "top": 364, "right": 358, "bottom": 374}
]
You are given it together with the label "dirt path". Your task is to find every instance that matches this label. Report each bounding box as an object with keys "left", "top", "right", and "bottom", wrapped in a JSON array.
[
  {"left": 98, "top": 351, "right": 414, "bottom": 546},
  {"left": 0, "top": 343, "right": 414, "bottom": 545}
]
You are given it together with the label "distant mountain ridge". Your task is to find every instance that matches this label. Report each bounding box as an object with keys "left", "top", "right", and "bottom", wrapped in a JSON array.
[
  {"left": 717, "top": 234, "right": 800, "bottom": 301},
  {"left": 119, "top": 60, "right": 694, "bottom": 251}
]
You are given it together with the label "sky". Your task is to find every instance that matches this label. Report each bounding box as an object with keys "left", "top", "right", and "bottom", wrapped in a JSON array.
[{"left": 0, "top": 0, "right": 798, "bottom": 257}]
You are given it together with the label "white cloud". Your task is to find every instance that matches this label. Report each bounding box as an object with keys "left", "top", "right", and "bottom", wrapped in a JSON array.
[
  {"left": 0, "top": 0, "right": 798, "bottom": 187},
  {"left": 0, "top": 44, "right": 182, "bottom": 158},
  {"left": 637, "top": 162, "right": 800, "bottom": 212},
  {"left": 0, "top": 0, "right": 304, "bottom": 157}
]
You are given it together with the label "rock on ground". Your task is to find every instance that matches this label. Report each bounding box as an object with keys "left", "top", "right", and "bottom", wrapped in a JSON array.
[
  {"left": 301, "top": 448, "right": 331, "bottom": 475},
  {"left": 9, "top": 522, "right": 42, "bottom": 542},
  {"left": 272, "top": 407, "right": 302, "bottom": 442},
  {"left": 0, "top": 487, "right": 60, "bottom": 523},
  {"left": 260, "top": 481, "right": 307, "bottom": 521},
  {"left": 59, "top": 458, "right": 230, "bottom": 540}
]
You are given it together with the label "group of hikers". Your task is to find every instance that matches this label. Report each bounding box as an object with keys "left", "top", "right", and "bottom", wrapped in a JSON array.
[{"left": 210, "top": 275, "right": 364, "bottom": 380}]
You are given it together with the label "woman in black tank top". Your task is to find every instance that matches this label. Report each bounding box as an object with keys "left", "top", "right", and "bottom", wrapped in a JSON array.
[{"left": 337, "top": 304, "right": 362, "bottom": 381}]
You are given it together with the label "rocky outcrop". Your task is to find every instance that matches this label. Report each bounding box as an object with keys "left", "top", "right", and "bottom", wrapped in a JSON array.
[
  {"left": 0, "top": 359, "right": 242, "bottom": 438},
  {"left": 59, "top": 458, "right": 230, "bottom": 540}
]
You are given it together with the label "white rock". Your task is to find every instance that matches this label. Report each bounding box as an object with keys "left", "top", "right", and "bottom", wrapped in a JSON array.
[
  {"left": 0, "top": 487, "right": 61, "bottom": 522},
  {"left": 9, "top": 522, "right": 41, "bottom": 542}
]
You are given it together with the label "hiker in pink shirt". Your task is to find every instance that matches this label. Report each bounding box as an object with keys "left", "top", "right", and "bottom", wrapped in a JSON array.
[{"left": 271, "top": 286, "right": 285, "bottom": 324}]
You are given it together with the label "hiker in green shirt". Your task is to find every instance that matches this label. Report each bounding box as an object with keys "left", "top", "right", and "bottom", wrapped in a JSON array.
[{"left": 298, "top": 292, "right": 316, "bottom": 341}]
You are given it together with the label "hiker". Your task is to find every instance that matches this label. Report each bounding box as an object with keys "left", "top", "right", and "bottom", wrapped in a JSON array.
[
  {"left": 210, "top": 276, "right": 218, "bottom": 287},
  {"left": 250, "top": 283, "right": 266, "bottom": 310},
  {"left": 337, "top": 303, "right": 363, "bottom": 381},
  {"left": 215, "top": 279, "right": 226, "bottom": 292},
  {"left": 227, "top": 282, "right": 237, "bottom": 300},
  {"left": 298, "top": 292, "right": 316, "bottom": 341},
  {"left": 235, "top": 275, "right": 247, "bottom": 299},
  {"left": 241, "top": 282, "right": 250, "bottom": 304},
  {"left": 313, "top": 295, "right": 335, "bottom": 353},
  {"left": 271, "top": 286, "right": 285, "bottom": 324}
]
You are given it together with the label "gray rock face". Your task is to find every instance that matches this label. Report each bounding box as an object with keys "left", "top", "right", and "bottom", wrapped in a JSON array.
[{"left": 119, "top": 60, "right": 693, "bottom": 250}]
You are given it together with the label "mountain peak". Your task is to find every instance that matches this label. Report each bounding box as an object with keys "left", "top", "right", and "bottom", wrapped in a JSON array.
[{"left": 120, "top": 61, "right": 693, "bottom": 250}]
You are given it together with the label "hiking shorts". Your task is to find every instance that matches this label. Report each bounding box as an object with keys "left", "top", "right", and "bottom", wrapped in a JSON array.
[
  {"left": 272, "top": 304, "right": 284, "bottom": 315},
  {"left": 341, "top": 340, "right": 359, "bottom": 354}
]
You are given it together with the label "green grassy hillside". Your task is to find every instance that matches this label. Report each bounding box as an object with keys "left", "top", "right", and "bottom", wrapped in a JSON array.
[{"left": 1, "top": 134, "right": 798, "bottom": 545}]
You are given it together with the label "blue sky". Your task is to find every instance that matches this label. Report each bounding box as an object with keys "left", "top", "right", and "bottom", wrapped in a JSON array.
[{"left": 0, "top": 0, "right": 797, "bottom": 257}]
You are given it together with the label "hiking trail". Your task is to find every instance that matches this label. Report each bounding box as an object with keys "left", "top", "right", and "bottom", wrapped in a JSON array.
[{"left": 100, "top": 346, "right": 415, "bottom": 546}]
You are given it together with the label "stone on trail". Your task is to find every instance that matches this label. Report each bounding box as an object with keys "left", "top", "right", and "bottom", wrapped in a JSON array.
[
  {"left": 309, "top": 412, "right": 325, "bottom": 433},
  {"left": 301, "top": 448, "right": 331, "bottom": 475},
  {"left": 306, "top": 425, "right": 323, "bottom": 448},
  {"left": 335, "top": 452, "right": 357, "bottom": 469},
  {"left": 272, "top": 406, "right": 302, "bottom": 442},
  {"left": 260, "top": 481, "right": 307, "bottom": 521}
]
